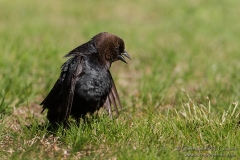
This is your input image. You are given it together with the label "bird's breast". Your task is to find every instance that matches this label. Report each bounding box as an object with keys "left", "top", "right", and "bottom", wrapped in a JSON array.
[{"left": 75, "top": 68, "right": 112, "bottom": 102}]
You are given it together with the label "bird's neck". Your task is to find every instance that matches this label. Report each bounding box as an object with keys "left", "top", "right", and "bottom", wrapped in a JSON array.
[{"left": 88, "top": 53, "right": 111, "bottom": 70}]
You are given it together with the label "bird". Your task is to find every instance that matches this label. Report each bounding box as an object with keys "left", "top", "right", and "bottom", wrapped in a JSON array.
[{"left": 40, "top": 32, "right": 130, "bottom": 126}]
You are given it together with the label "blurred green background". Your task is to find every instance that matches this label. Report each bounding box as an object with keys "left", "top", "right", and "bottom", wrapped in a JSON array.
[
  {"left": 1, "top": 0, "right": 239, "bottom": 114},
  {"left": 0, "top": 0, "right": 240, "bottom": 159}
]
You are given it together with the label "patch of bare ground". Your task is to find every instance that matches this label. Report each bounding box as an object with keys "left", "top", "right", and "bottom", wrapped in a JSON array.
[{"left": 4, "top": 103, "right": 45, "bottom": 131}]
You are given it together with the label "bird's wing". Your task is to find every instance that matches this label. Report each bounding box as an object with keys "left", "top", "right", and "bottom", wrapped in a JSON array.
[
  {"left": 40, "top": 56, "right": 83, "bottom": 124},
  {"left": 103, "top": 72, "right": 123, "bottom": 118},
  {"left": 64, "top": 40, "right": 97, "bottom": 58},
  {"left": 60, "top": 56, "right": 83, "bottom": 123},
  {"left": 41, "top": 41, "right": 97, "bottom": 124}
]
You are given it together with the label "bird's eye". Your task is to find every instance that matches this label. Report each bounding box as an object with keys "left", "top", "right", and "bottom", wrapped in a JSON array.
[{"left": 115, "top": 46, "right": 119, "bottom": 51}]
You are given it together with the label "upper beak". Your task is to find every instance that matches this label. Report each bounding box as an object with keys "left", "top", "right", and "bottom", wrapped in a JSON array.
[{"left": 117, "top": 50, "right": 131, "bottom": 63}]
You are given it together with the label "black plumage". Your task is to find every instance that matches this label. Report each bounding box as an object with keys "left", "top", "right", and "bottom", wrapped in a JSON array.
[{"left": 40, "top": 32, "right": 130, "bottom": 125}]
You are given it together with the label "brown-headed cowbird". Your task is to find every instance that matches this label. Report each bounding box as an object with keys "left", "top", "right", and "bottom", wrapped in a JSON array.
[{"left": 40, "top": 32, "right": 130, "bottom": 126}]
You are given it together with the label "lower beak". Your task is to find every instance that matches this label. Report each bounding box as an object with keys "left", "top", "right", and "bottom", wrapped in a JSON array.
[{"left": 118, "top": 50, "right": 131, "bottom": 63}]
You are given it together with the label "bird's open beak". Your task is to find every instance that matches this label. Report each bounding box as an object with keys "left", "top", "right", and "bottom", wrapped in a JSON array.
[{"left": 117, "top": 50, "right": 131, "bottom": 63}]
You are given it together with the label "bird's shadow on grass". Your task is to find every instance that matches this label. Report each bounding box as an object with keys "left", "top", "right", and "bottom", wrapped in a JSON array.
[{"left": 25, "top": 114, "right": 114, "bottom": 135}]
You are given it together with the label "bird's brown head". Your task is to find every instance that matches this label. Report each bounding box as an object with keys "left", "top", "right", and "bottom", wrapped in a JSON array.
[{"left": 92, "top": 32, "right": 130, "bottom": 67}]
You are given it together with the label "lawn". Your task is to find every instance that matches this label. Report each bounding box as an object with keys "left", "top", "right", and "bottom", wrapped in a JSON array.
[{"left": 0, "top": 0, "right": 240, "bottom": 159}]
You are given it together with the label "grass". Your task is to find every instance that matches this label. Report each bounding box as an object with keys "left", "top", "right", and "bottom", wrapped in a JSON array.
[{"left": 0, "top": 0, "right": 240, "bottom": 159}]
